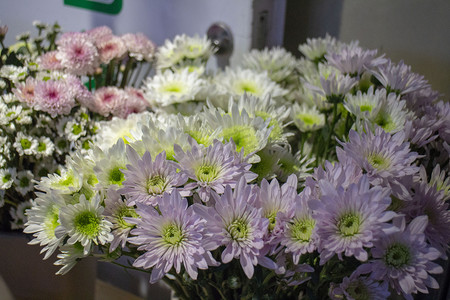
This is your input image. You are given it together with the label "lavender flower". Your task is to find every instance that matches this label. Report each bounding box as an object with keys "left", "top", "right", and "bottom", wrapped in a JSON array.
[
  {"left": 193, "top": 177, "right": 268, "bottom": 278},
  {"left": 357, "top": 216, "right": 443, "bottom": 299},
  {"left": 310, "top": 176, "right": 396, "bottom": 264},
  {"left": 329, "top": 271, "right": 390, "bottom": 300},
  {"left": 128, "top": 191, "right": 218, "bottom": 283},
  {"left": 174, "top": 140, "right": 256, "bottom": 202},
  {"left": 120, "top": 146, "right": 188, "bottom": 206}
]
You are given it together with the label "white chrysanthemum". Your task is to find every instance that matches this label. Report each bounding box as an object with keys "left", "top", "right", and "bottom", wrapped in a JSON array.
[
  {"left": 204, "top": 101, "right": 272, "bottom": 163},
  {"left": 94, "top": 111, "right": 152, "bottom": 151},
  {"left": 13, "top": 132, "right": 38, "bottom": 155},
  {"left": 156, "top": 34, "right": 215, "bottom": 69},
  {"left": 298, "top": 34, "right": 339, "bottom": 62},
  {"left": 35, "top": 136, "right": 55, "bottom": 158},
  {"left": 24, "top": 191, "right": 66, "bottom": 259},
  {"left": 10, "top": 200, "right": 33, "bottom": 229},
  {"left": 367, "top": 91, "right": 410, "bottom": 133},
  {"left": 0, "top": 65, "right": 28, "bottom": 82},
  {"left": 54, "top": 243, "right": 88, "bottom": 275},
  {"left": 36, "top": 163, "right": 83, "bottom": 194},
  {"left": 142, "top": 69, "right": 205, "bottom": 107},
  {"left": 57, "top": 194, "right": 113, "bottom": 255},
  {"left": 0, "top": 168, "right": 16, "bottom": 189},
  {"left": 292, "top": 103, "right": 325, "bottom": 132},
  {"left": 2, "top": 105, "right": 22, "bottom": 124},
  {"left": 242, "top": 47, "right": 298, "bottom": 83},
  {"left": 176, "top": 114, "right": 221, "bottom": 147},
  {"left": 344, "top": 86, "right": 383, "bottom": 119},
  {"left": 16, "top": 108, "right": 33, "bottom": 125},
  {"left": 93, "top": 139, "right": 128, "bottom": 189},
  {"left": 234, "top": 94, "right": 292, "bottom": 144},
  {"left": 211, "top": 67, "right": 288, "bottom": 107},
  {"left": 171, "top": 58, "right": 206, "bottom": 76},
  {"left": 14, "top": 170, "right": 34, "bottom": 195}
]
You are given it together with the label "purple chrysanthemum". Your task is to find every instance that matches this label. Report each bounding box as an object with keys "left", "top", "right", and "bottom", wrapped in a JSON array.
[
  {"left": 174, "top": 140, "right": 257, "bottom": 202},
  {"left": 329, "top": 270, "right": 390, "bottom": 300},
  {"left": 338, "top": 127, "right": 420, "bottom": 198},
  {"left": 193, "top": 177, "right": 268, "bottom": 278},
  {"left": 279, "top": 186, "right": 318, "bottom": 264},
  {"left": 357, "top": 216, "right": 443, "bottom": 299},
  {"left": 127, "top": 191, "right": 218, "bottom": 283},
  {"left": 119, "top": 146, "right": 188, "bottom": 207},
  {"left": 310, "top": 175, "right": 396, "bottom": 264}
]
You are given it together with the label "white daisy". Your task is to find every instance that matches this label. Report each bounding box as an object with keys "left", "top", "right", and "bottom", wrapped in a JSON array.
[
  {"left": 14, "top": 170, "right": 34, "bottom": 195},
  {"left": 64, "top": 120, "right": 87, "bottom": 142},
  {"left": 10, "top": 200, "right": 33, "bottom": 230},
  {"left": 0, "top": 65, "right": 28, "bottom": 82},
  {"left": 35, "top": 136, "right": 55, "bottom": 158},
  {"left": 13, "top": 132, "right": 38, "bottom": 155},
  {"left": 0, "top": 168, "right": 16, "bottom": 189},
  {"left": 57, "top": 194, "right": 113, "bottom": 255}
]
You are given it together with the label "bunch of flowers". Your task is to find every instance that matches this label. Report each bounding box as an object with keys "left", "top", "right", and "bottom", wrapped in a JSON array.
[
  {"left": 24, "top": 32, "right": 449, "bottom": 300},
  {"left": 0, "top": 22, "right": 155, "bottom": 230}
]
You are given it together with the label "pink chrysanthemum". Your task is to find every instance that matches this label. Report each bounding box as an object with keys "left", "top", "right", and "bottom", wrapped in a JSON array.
[
  {"left": 91, "top": 86, "right": 125, "bottom": 116},
  {"left": 86, "top": 26, "right": 113, "bottom": 41},
  {"left": 128, "top": 191, "right": 219, "bottom": 283},
  {"left": 33, "top": 79, "right": 76, "bottom": 117},
  {"left": 121, "top": 33, "right": 156, "bottom": 61},
  {"left": 13, "top": 77, "right": 38, "bottom": 107},
  {"left": 96, "top": 34, "right": 127, "bottom": 64},
  {"left": 56, "top": 32, "right": 100, "bottom": 75},
  {"left": 113, "top": 87, "right": 149, "bottom": 118},
  {"left": 37, "top": 51, "right": 63, "bottom": 70}
]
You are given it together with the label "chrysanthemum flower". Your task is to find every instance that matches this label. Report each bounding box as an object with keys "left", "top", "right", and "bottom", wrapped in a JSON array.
[
  {"left": 14, "top": 170, "right": 35, "bottom": 196},
  {"left": 57, "top": 194, "right": 113, "bottom": 255},
  {"left": 103, "top": 189, "right": 139, "bottom": 251},
  {"left": 128, "top": 191, "right": 218, "bottom": 283},
  {"left": 12, "top": 77, "right": 37, "bottom": 107},
  {"left": 242, "top": 47, "right": 298, "bottom": 83},
  {"left": 33, "top": 79, "right": 77, "bottom": 117},
  {"left": 344, "top": 86, "right": 384, "bottom": 119},
  {"left": 24, "top": 191, "right": 66, "bottom": 259},
  {"left": 54, "top": 243, "right": 88, "bottom": 275},
  {"left": 96, "top": 34, "right": 127, "bottom": 64},
  {"left": 10, "top": 200, "right": 33, "bottom": 230},
  {"left": 85, "top": 26, "right": 113, "bottom": 41},
  {"left": 174, "top": 139, "right": 256, "bottom": 202},
  {"left": 329, "top": 271, "right": 390, "bottom": 300},
  {"left": 306, "top": 67, "right": 358, "bottom": 102},
  {"left": 193, "top": 178, "right": 268, "bottom": 278},
  {"left": 368, "top": 91, "right": 409, "bottom": 133},
  {"left": 91, "top": 86, "right": 126, "bottom": 117},
  {"left": 120, "top": 146, "right": 188, "bottom": 206},
  {"left": 121, "top": 32, "right": 156, "bottom": 62},
  {"left": 0, "top": 65, "right": 28, "bottom": 82},
  {"left": 298, "top": 34, "right": 338, "bottom": 63},
  {"left": 292, "top": 103, "right": 325, "bottom": 132},
  {"left": 338, "top": 127, "right": 420, "bottom": 194},
  {"left": 357, "top": 216, "right": 443, "bottom": 299},
  {"left": 176, "top": 114, "right": 221, "bottom": 147},
  {"left": 310, "top": 176, "right": 396, "bottom": 264},
  {"left": 93, "top": 139, "right": 128, "bottom": 189},
  {"left": 56, "top": 32, "right": 100, "bottom": 75},
  {"left": 13, "top": 132, "right": 38, "bottom": 155},
  {"left": 37, "top": 51, "right": 63, "bottom": 70},
  {"left": 0, "top": 168, "right": 16, "bottom": 189},
  {"left": 36, "top": 163, "right": 83, "bottom": 194},
  {"left": 35, "top": 136, "right": 55, "bottom": 158}
]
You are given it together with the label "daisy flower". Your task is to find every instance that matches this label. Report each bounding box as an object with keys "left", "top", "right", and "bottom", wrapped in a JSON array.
[
  {"left": 0, "top": 168, "right": 16, "bottom": 189},
  {"left": 24, "top": 191, "right": 66, "bottom": 259},
  {"left": 13, "top": 132, "right": 38, "bottom": 155},
  {"left": 357, "top": 216, "right": 443, "bottom": 299},
  {"left": 14, "top": 170, "right": 35, "bottom": 196},
  {"left": 103, "top": 189, "right": 139, "bottom": 251},
  {"left": 35, "top": 136, "right": 55, "bottom": 158},
  {"left": 242, "top": 47, "right": 298, "bottom": 83},
  {"left": 142, "top": 69, "right": 205, "bottom": 108},
  {"left": 329, "top": 271, "right": 390, "bottom": 300},
  {"left": 10, "top": 200, "right": 33, "bottom": 229},
  {"left": 0, "top": 65, "right": 28, "bottom": 82},
  {"left": 120, "top": 146, "right": 188, "bottom": 206},
  {"left": 57, "top": 194, "right": 113, "bottom": 255},
  {"left": 310, "top": 175, "right": 396, "bottom": 264},
  {"left": 193, "top": 178, "right": 268, "bottom": 278},
  {"left": 174, "top": 139, "right": 257, "bottom": 202},
  {"left": 128, "top": 191, "right": 218, "bottom": 283}
]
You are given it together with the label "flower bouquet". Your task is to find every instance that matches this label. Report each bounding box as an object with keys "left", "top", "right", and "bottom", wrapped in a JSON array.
[
  {"left": 22, "top": 30, "right": 449, "bottom": 300},
  {"left": 0, "top": 22, "right": 154, "bottom": 230}
]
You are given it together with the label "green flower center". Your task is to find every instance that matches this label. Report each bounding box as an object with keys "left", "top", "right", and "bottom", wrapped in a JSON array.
[
  {"left": 2, "top": 174, "right": 11, "bottom": 183},
  {"left": 296, "top": 113, "right": 323, "bottom": 131},
  {"left": 236, "top": 81, "right": 259, "bottom": 95},
  {"left": 196, "top": 164, "right": 219, "bottom": 182},
  {"left": 58, "top": 173, "right": 75, "bottom": 187},
  {"left": 109, "top": 167, "right": 125, "bottom": 186},
  {"left": 291, "top": 217, "right": 315, "bottom": 242},
  {"left": 44, "top": 206, "right": 60, "bottom": 237},
  {"left": 162, "top": 82, "right": 184, "bottom": 93},
  {"left": 19, "top": 176, "right": 30, "bottom": 188},
  {"left": 115, "top": 206, "right": 138, "bottom": 229},
  {"left": 187, "top": 130, "right": 210, "bottom": 146},
  {"left": 147, "top": 175, "right": 166, "bottom": 194},
  {"left": 367, "top": 152, "right": 390, "bottom": 171},
  {"left": 87, "top": 174, "right": 98, "bottom": 186},
  {"left": 162, "top": 224, "right": 184, "bottom": 246},
  {"left": 221, "top": 125, "right": 258, "bottom": 156},
  {"left": 359, "top": 104, "right": 373, "bottom": 112},
  {"left": 346, "top": 279, "right": 370, "bottom": 300},
  {"left": 74, "top": 211, "right": 100, "bottom": 237},
  {"left": 37, "top": 141, "right": 47, "bottom": 152},
  {"left": 255, "top": 111, "right": 283, "bottom": 141},
  {"left": 384, "top": 243, "right": 411, "bottom": 268},
  {"left": 337, "top": 213, "right": 361, "bottom": 237},
  {"left": 374, "top": 112, "right": 395, "bottom": 132},
  {"left": 72, "top": 124, "right": 83, "bottom": 135},
  {"left": 20, "top": 138, "right": 32, "bottom": 150},
  {"left": 266, "top": 211, "right": 277, "bottom": 232},
  {"left": 227, "top": 218, "right": 249, "bottom": 241}
]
